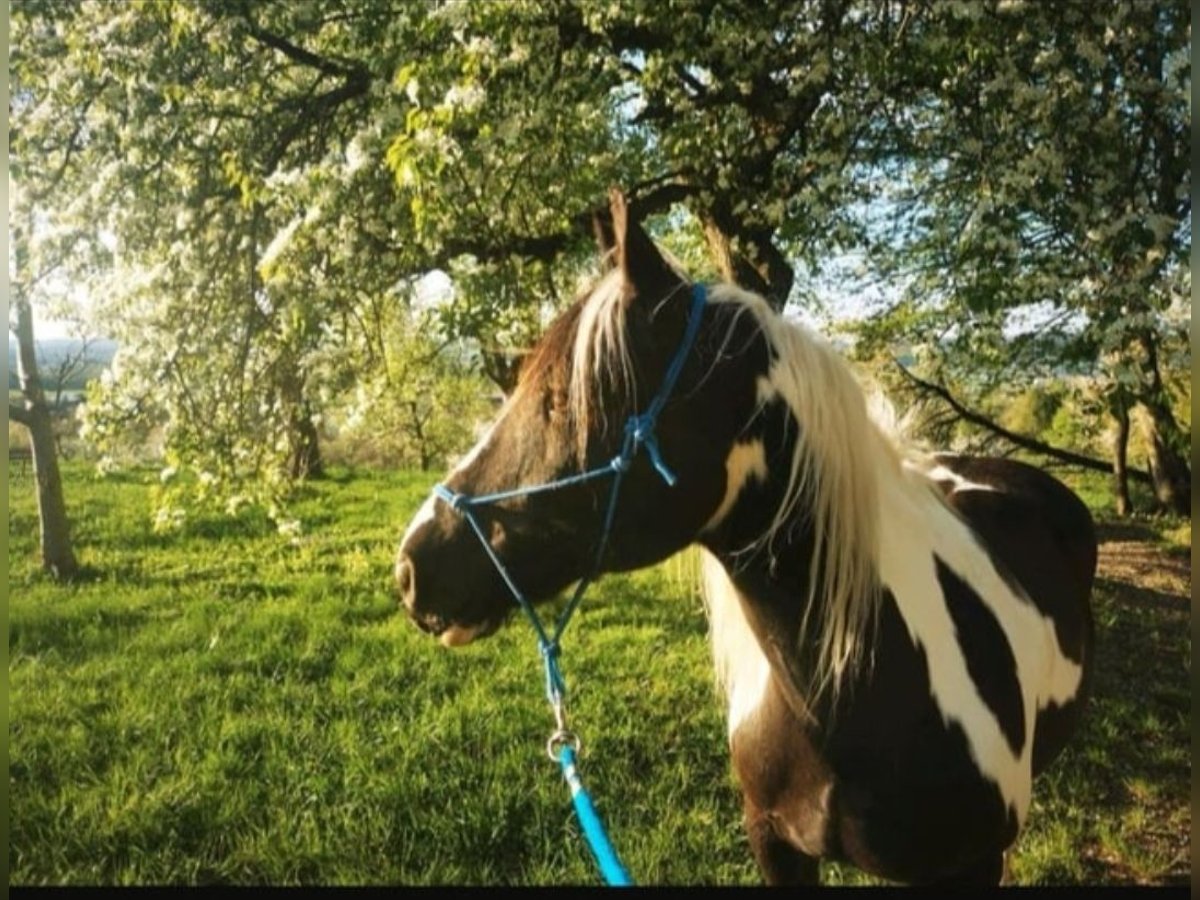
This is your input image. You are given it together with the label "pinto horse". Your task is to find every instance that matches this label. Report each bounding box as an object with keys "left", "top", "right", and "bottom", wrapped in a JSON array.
[{"left": 395, "top": 190, "right": 1096, "bottom": 885}]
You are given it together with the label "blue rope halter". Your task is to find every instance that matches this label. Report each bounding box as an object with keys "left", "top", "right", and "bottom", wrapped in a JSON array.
[{"left": 431, "top": 282, "right": 708, "bottom": 886}]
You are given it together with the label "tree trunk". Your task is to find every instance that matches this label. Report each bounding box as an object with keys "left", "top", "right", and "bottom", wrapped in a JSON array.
[
  {"left": 1140, "top": 398, "right": 1191, "bottom": 516},
  {"left": 698, "top": 204, "right": 794, "bottom": 310},
  {"left": 1133, "top": 330, "right": 1190, "bottom": 516},
  {"left": 1109, "top": 392, "right": 1133, "bottom": 517},
  {"left": 11, "top": 298, "right": 80, "bottom": 579},
  {"left": 276, "top": 357, "right": 323, "bottom": 480},
  {"left": 287, "top": 404, "right": 324, "bottom": 480}
]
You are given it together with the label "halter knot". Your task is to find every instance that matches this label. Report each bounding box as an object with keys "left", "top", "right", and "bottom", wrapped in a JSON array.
[
  {"left": 624, "top": 413, "right": 653, "bottom": 443},
  {"left": 433, "top": 484, "right": 469, "bottom": 512},
  {"left": 623, "top": 413, "right": 676, "bottom": 486},
  {"left": 609, "top": 455, "right": 631, "bottom": 474}
]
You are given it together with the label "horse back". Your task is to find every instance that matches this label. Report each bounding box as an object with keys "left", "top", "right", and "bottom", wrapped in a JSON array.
[{"left": 929, "top": 453, "right": 1097, "bottom": 773}]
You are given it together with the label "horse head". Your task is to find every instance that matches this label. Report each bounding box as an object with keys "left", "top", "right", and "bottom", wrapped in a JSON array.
[{"left": 394, "top": 189, "right": 766, "bottom": 646}]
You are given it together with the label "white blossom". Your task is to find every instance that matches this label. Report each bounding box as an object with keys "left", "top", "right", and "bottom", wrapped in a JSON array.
[{"left": 443, "top": 83, "right": 486, "bottom": 113}]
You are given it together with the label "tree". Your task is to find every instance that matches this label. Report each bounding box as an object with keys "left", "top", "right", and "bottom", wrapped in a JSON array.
[
  {"left": 13, "top": 0, "right": 910, "bottom": 511},
  {"left": 9, "top": 252, "right": 80, "bottom": 579},
  {"left": 17, "top": 0, "right": 1186, "bottom": 522},
  {"left": 854, "top": 0, "right": 1191, "bottom": 514}
]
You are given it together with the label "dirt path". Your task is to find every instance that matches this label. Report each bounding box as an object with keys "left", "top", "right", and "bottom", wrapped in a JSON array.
[
  {"left": 1095, "top": 521, "right": 1190, "bottom": 609},
  {"left": 1087, "top": 521, "right": 1190, "bottom": 886}
]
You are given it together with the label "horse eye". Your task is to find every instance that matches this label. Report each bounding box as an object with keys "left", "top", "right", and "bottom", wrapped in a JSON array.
[{"left": 543, "top": 387, "right": 567, "bottom": 421}]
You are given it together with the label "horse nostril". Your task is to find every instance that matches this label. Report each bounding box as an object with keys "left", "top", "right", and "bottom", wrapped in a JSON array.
[{"left": 396, "top": 556, "right": 415, "bottom": 609}]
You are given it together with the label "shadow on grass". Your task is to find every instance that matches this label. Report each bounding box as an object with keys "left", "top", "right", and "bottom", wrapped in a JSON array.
[
  {"left": 1094, "top": 576, "right": 1189, "bottom": 614},
  {"left": 1094, "top": 521, "right": 1162, "bottom": 543},
  {"left": 1049, "top": 561, "right": 1191, "bottom": 884},
  {"left": 10, "top": 603, "right": 155, "bottom": 662}
]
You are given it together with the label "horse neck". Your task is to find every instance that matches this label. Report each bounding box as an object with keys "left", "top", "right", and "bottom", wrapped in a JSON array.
[
  {"left": 696, "top": 425, "right": 920, "bottom": 720},
  {"left": 699, "top": 471, "right": 834, "bottom": 704}
]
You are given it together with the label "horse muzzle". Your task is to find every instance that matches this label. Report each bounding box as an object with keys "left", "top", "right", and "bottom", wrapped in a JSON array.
[{"left": 395, "top": 551, "right": 504, "bottom": 647}]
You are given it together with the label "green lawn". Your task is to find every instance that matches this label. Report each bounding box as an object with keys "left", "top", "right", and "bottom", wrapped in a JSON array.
[{"left": 8, "top": 463, "right": 1190, "bottom": 885}]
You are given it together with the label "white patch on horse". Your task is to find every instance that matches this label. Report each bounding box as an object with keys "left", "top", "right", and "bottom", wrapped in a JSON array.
[
  {"left": 701, "top": 549, "right": 772, "bottom": 740},
  {"left": 400, "top": 494, "right": 437, "bottom": 552},
  {"left": 876, "top": 471, "right": 1084, "bottom": 827},
  {"left": 439, "top": 622, "right": 488, "bottom": 647},
  {"left": 451, "top": 414, "right": 504, "bottom": 476},
  {"left": 401, "top": 406, "right": 509, "bottom": 554},
  {"left": 925, "top": 464, "right": 998, "bottom": 494},
  {"left": 926, "top": 486, "right": 1085, "bottom": 716},
  {"left": 702, "top": 439, "right": 768, "bottom": 534}
]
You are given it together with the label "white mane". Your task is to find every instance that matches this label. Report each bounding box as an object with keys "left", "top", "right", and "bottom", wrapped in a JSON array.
[
  {"left": 567, "top": 266, "right": 933, "bottom": 703},
  {"left": 706, "top": 284, "right": 926, "bottom": 701},
  {"left": 569, "top": 268, "right": 634, "bottom": 457}
]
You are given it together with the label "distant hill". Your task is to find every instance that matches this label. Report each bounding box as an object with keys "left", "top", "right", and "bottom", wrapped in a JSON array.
[{"left": 8, "top": 338, "right": 118, "bottom": 393}]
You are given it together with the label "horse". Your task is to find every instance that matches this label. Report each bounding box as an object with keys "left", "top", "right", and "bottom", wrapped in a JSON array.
[{"left": 394, "top": 189, "right": 1096, "bottom": 886}]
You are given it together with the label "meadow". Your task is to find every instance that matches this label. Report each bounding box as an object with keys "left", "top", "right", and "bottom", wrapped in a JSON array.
[{"left": 8, "top": 462, "right": 1190, "bottom": 885}]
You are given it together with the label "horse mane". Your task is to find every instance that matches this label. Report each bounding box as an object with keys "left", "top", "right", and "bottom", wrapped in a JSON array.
[
  {"left": 568, "top": 267, "right": 635, "bottom": 460},
  {"left": 565, "top": 256, "right": 931, "bottom": 703},
  {"left": 707, "top": 284, "right": 919, "bottom": 702}
]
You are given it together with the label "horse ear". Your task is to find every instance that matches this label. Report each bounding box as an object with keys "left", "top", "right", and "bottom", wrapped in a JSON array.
[{"left": 608, "top": 186, "right": 682, "bottom": 298}]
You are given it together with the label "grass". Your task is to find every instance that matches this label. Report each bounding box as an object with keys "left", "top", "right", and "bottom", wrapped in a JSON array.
[{"left": 8, "top": 462, "right": 1191, "bottom": 885}]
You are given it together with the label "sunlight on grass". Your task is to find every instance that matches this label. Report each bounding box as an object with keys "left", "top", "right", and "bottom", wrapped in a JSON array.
[{"left": 8, "top": 462, "right": 1191, "bottom": 885}]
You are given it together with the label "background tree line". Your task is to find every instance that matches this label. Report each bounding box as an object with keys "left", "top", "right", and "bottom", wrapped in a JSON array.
[{"left": 10, "top": 0, "right": 1190, "bottom": 579}]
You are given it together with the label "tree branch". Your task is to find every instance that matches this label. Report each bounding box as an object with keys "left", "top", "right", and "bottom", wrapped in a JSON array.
[
  {"left": 243, "top": 22, "right": 362, "bottom": 80},
  {"left": 893, "top": 360, "right": 1154, "bottom": 484},
  {"left": 262, "top": 69, "right": 370, "bottom": 172},
  {"left": 427, "top": 181, "right": 699, "bottom": 266}
]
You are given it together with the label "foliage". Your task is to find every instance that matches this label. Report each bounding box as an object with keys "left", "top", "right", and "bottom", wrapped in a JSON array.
[
  {"left": 997, "top": 384, "right": 1066, "bottom": 440},
  {"left": 323, "top": 305, "right": 494, "bottom": 472},
  {"left": 848, "top": 0, "right": 1191, "bottom": 506},
  {"left": 11, "top": 0, "right": 1191, "bottom": 518},
  {"left": 10, "top": 0, "right": 921, "bottom": 517}
]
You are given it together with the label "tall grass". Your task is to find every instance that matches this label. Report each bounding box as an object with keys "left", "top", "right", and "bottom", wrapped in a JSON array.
[{"left": 8, "top": 464, "right": 1189, "bottom": 885}]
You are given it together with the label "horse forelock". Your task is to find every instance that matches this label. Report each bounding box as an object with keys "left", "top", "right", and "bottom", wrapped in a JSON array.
[
  {"left": 568, "top": 268, "right": 635, "bottom": 462},
  {"left": 565, "top": 248, "right": 691, "bottom": 463}
]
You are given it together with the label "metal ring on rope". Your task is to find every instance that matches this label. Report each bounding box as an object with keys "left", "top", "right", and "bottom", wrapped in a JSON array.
[{"left": 546, "top": 729, "right": 582, "bottom": 762}]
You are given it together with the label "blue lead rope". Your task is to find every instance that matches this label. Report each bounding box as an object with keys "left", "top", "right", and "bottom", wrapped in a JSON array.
[
  {"left": 432, "top": 283, "right": 708, "bottom": 887},
  {"left": 558, "top": 744, "right": 633, "bottom": 886}
]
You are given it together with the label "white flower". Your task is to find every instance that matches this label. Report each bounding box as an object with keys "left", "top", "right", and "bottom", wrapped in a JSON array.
[
  {"left": 225, "top": 494, "right": 251, "bottom": 516},
  {"left": 152, "top": 506, "right": 187, "bottom": 533},
  {"left": 466, "top": 36, "right": 495, "bottom": 57},
  {"left": 345, "top": 134, "right": 371, "bottom": 173},
  {"left": 443, "top": 83, "right": 486, "bottom": 113},
  {"left": 276, "top": 518, "right": 303, "bottom": 539}
]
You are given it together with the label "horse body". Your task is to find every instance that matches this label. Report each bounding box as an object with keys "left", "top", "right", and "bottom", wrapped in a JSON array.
[
  {"left": 396, "top": 189, "right": 1096, "bottom": 885},
  {"left": 703, "top": 451, "right": 1095, "bottom": 884}
]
